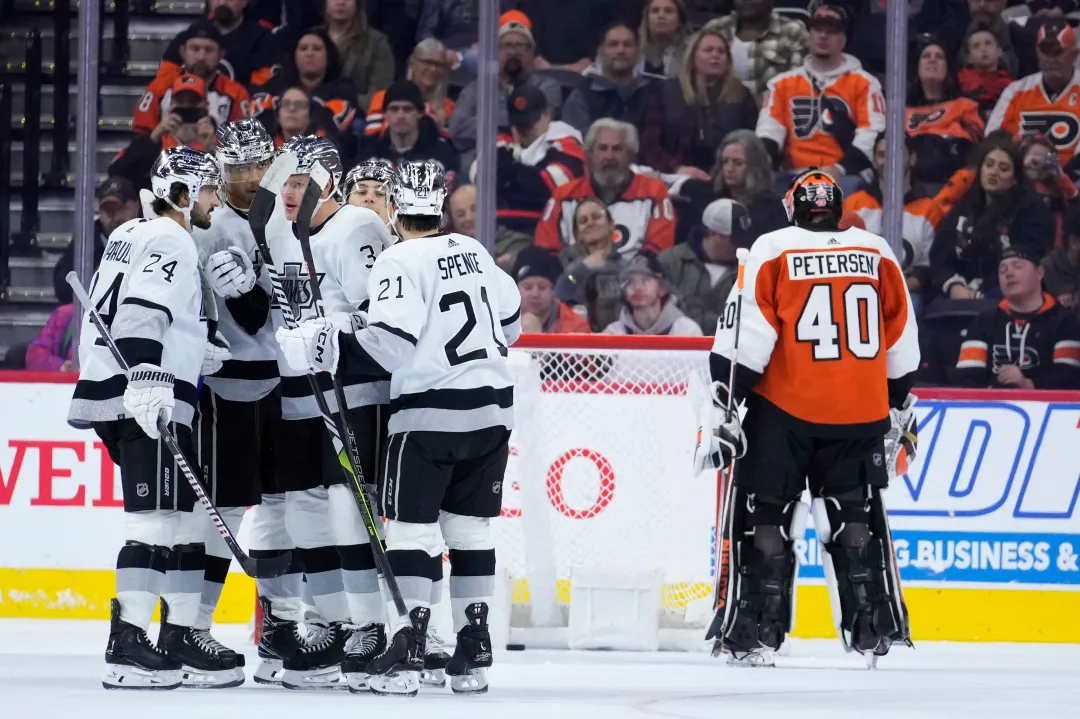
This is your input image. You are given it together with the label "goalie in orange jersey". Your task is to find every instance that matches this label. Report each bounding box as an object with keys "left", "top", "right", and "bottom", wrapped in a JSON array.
[{"left": 694, "top": 170, "right": 919, "bottom": 669}]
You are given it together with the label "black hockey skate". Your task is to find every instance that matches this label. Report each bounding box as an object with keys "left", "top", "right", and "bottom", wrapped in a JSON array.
[
  {"left": 367, "top": 607, "right": 430, "bottom": 697},
  {"left": 103, "top": 598, "right": 183, "bottom": 690},
  {"left": 281, "top": 620, "right": 347, "bottom": 690},
  {"left": 341, "top": 623, "right": 387, "bottom": 693},
  {"left": 421, "top": 629, "right": 451, "bottom": 688},
  {"left": 254, "top": 596, "right": 302, "bottom": 685},
  {"left": 446, "top": 602, "right": 493, "bottom": 695},
  {"left": 158, "top": 599, "right": 244, "bottom": 689}
]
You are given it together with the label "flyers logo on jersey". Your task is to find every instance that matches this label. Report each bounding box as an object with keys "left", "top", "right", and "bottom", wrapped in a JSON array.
[
  {"left": 791, "top": 97, "right": 822, "bottom": 139},
  {"left": 1020, "top": 112, "right": 1080, "bottom": 148},
  {"left": 907, "top": 108, "right": 947, "bottom": 131}
]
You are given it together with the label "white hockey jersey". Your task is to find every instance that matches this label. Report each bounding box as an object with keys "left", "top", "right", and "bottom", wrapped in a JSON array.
[
  {"left": 265, "top": 202, "right": 393, "bottom": 419},
  {"left": 194, "top": 203, "right": 279, "bottom": 403},
  {"left": 336, "top": 231, "right": 522, "bottom": 434},
  {"left": 68, "top": 217, "right": 205, "bottom": 428}
]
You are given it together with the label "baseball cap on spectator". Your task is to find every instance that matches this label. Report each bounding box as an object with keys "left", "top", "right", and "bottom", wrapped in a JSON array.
[
  {"left": 508, "top": 85, "right": 548, "bottom": 129},
  {"left": 383, "top": 80, "right": 425, "bottom": 110},
  {"left": 98, "top": 177, "right": 138, "bottom": 208},
  {"left": 500, "top": 10, "right": 535, "bottom": 47},
  {"left": 808, "top": 4, "right": 849, "bottom": 32},
  {"left": 1000, "top": 245, "right": 1044, "bottom": 267},
  {"left": 620, "top": 253, "right": 673, "bottom": 292},
  {"left": 702, "top": 199, "right": 754, "bottom": 249},
  {"left": 513, "top": 246, "right": 562, "bottom": 286},
  {"left": 182, "top": 18, "right": 223, "bottom": 46},
  {"left": 1036, "top": 17, "right": 1077, "bottom": 51},
  {"left": 171, "top": 73, "right": 207, "bottom": 100}
]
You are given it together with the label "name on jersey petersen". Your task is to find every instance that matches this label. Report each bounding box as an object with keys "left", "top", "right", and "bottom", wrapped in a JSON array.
[
  {"left": 787, "top": 249, "right": 880, "bottom": 280},
  {"left": 438, "top": 251, "right": 484, "bottom": 280}
]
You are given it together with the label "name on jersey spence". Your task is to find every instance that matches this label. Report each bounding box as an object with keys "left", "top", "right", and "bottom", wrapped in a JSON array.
[
  {"left": 786, "top": 249, "right": 880, "bottom": 280},
  {"left": 438, "top": 251, "right": 485, "bottom": 280}
]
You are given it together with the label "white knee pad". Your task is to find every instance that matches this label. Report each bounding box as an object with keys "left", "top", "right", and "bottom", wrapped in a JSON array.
[
  {"left": 124, "top": 510, "right": 182, "bottom": 548},
  {"left": 249, "top": 494, "right": 293, "bottom": 551},
  {"left": 385, "top": 519, "right": 442, "bottom": 555},
  {"left": 439, "top": 511, "right": 493, "bottom": 551},
  {"left": 284, "top": 487, "right": 335, "bottom": 548},
  {"left": 328, "top": 483, "right": 373, "bottom": 546}
]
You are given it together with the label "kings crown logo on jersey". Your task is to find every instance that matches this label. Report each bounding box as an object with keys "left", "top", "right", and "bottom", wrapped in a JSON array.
[{"left": 276, "top": 262, "right": 325, "bottom": 311}]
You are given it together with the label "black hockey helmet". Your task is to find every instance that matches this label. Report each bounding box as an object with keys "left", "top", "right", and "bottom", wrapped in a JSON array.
[
  {"left": 344, "top": 158, "right": 397, "bottom": 199},
  {"left": 784, "top": 169, "right": 844, "bottom": 229}
]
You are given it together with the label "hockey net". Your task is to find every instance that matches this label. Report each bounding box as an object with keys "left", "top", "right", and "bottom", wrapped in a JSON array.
[{"left": 497, "top": 335, "right": 720, "bottom": 649}]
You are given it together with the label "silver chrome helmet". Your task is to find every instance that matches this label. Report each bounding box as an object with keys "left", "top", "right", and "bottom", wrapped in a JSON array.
[
  {"left": 279, "top": 134, "right": 343, "bottom": 197},
  {"left": 392, "top": 160, "right": 447, "bottom": 218},
  {"left": 150, "top": 145, "right": 221, "bottom": 222},
  {"left": 344, "top": 158, "right": 396, "bottom": 199},
  {"left": 216, "top": 119, "right": 275, "bottom": 168}
]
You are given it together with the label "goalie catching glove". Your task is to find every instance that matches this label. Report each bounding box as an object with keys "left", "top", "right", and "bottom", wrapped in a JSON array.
[
  {"left": 884, "top": 393, "right": 918, "bottom": 477},
  {"left": 123, "top": 364, "right": 175, "bottom": 440},
  {"left": 206, "top": 246, "right": 257, "bottom": 299},
  {"left": 692, "top": 380, "right": 746, "bottom": 474},
  {"left": 275, "top": 312, "right": 367, "bottom": 374}
]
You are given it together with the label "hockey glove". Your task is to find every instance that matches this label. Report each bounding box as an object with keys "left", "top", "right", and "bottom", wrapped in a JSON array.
[
  {"left": 123, "top": 364, "right": 175, "bottom": 440},
  {"left": 884, "top": 393, "right": 918, "bottom": 478},
  {"left": 206, "top": 246, "right": 257, "bottom": 299},
  {"left": 326, "top": 311, "right": 368, "bottom": 334},
  {"left": 202, "top": 330, "right": 232, "bottom": 376},
  {"left": 692, "top": 381, "right": 746, "bottom": 474},
  {"left": 276, "top": 319, "right": 343, "bottom": 374}
]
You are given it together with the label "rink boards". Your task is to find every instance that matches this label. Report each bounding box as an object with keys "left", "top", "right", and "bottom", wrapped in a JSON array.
[{"left": 0, "top": 374, "right": 1077, "bottom": 642}]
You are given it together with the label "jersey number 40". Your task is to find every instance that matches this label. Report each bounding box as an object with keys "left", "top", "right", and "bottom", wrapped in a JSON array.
[{"left": 796, "top": 283, "right": 881, "bottom": 361}]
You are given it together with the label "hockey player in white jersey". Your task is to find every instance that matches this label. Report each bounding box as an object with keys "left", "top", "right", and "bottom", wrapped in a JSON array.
[
  {"left": 345, "top": 159, "right": 397, "bottom": 228},
  {"left": 186, "top": 119, "right": 306, "bottom": 686},
  {"left": 265, "top": 135, "right": 395, "bottom": 690},
  {"left": 277, "top": 160, "right": 522, "bottom": 697},
  {"left": 66, "top": 146, "right": 237, "bottom": 689}
]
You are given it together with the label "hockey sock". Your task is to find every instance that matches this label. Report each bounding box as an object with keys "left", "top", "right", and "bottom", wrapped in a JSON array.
[
  {"left": 295, "top": 546, "right": 350, "bottom": 623},
  {"left": 431, "top": 552, "right": 444, "bottom": 607},
  {"left": 339, "top": 542, "right": 386, "bottom": 626},
  {"left": 385, "top": 550, "right": 438, "bottom": 634},
  {"left": 249, "top": 493, "right": 303, "bottom": 606},
  {"left": 196, "top": 505, "right": 246, "bottom": 630},
  {"left": 162, "top": 543, "right": 207, "bottom": 627},
  {"left": 448, "top": 549, "right": 495, "bottom": 633},
  {"left": 116, "top": 542, "right": 169, "bottom": 630}
]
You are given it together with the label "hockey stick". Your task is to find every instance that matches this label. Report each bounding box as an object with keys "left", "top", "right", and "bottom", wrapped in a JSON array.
[
  {"left": 67, "top": 272, "right": 292, "bottom": 579},
  {"left": 247, "top": 156, "right": 407, "bottom": 618},
  {"left": 704, "top": 247, "right": 750, "bottom": 643}
]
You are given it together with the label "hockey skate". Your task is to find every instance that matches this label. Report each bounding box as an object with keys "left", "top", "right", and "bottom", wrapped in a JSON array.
[
  {"left": 253, "top": 596, "right": 302, "bottom": 686},
  {"left": 158, "top": 599, "right": 244, "bottom": 689},
  {"left": 446, "top": 602, "right": 493, "bottom": 695},
  {"left": 102, "top": 598, "right": 183, "bottom": 690},
  {"left": 280, "top": 620, "right": 347, "bottom": 690},
  {"left": 341, "top": 623, "right": 387, "bottom": 694},
  {"left": 367, "top": 607, "right": 429, "bottom": 697},
  {"left": 421, "top": 628, "right": 451, "bottom": 688}
]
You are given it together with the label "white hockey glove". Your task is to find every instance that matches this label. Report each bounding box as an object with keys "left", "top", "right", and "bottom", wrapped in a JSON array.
[
  {"left": 884, "top": 393, "right": 918, "bottom": 478},
  {"left": 206, "top": 246, "right": 257, "bottom": 299},
  {"left": 201, "top": 330, "right": 232, "bottom": 376},
  {"left": 276, "top": 318, "right": 343, "bottom": 374},
  {"left": 123, "top": 364, "right": 175, "bottom": 440},
  {"left": 692, "top": 381, "right": 746, "bottom": 474},
  {"left": 326, "top": 311, "right": 368, "bottom": 334}
]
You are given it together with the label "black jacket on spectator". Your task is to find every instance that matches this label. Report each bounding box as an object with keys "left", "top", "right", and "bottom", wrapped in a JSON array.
[
  {"left": 642, "top": 78, "right": 758, "bottom": 174},
  {"left": 53, "top": 220, "right": 107, "bottom": 305},
  {"left": 108, "top": 134, "right": 166, "bottom": 193},
  {"left": 159, "top": 16, "right": 279, "bottom": 86},
  {"left": 832, "top": 0, "right": 969, "bottom": 76},
  {"left": 494, "top": 128, "right": 586, "bottom": 237},
  {"left": 562, "top": 67, "right": 659, "bottom": 135},
  {"left": 954, "top": 295, "right": 1080, "bottom": 389},
  {"left": 1043, "top": 246, "right": 1080, "bottom": 317},
  {"left": 518, "top": 0, "right": 626, "bottom": 65},
  {"left": 250, "top": 73, "right": 361, "bottom": 160},
  {"left": 929, "top": 187, "right": 1055, "bottom": 298},
  {"left": 675, "top": 178, "right": 788, "bottom": 246},
  {"left": 416, "top": 0, "right": 520, "bottom": 48},
  {"left": 357, "top": 114, "right": 462, "bottom": 188}
]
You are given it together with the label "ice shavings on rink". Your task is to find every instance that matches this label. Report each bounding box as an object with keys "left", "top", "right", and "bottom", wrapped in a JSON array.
[{"left": 2, "top": 619, "right": 1079, "bottom": 719}]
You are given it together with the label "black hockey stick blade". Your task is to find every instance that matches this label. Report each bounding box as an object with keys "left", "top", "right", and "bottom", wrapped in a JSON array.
[{"left": 250, "top": 152, "right": 298, "bottom": 233}]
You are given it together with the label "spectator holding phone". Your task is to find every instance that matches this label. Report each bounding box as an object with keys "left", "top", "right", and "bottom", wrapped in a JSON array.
[{"left": 1022, "top": 134, "right": 1078, "bottom": 245}]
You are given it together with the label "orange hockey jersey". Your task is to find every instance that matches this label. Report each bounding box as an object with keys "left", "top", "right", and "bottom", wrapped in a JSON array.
[
  {"left": 843, "top": 188, "right": 945, "bottom": 270},
  {"left": 987, "top": 69, "right": 1080, "bottom": 166},
  {"left": 710, "top": 226, "right": 919, "bottom": 435},
  {"left": 535, "top": 173, "right": 676, "bottom": 259},
  {"left": 757, "top": 55, "right": 886, "bottom": 172},
  {"left": 133, "top": 72, "right": 250, "bottom": 136},
  {"left": 363, "top": 89, "right": 455, "bottom": 136}
]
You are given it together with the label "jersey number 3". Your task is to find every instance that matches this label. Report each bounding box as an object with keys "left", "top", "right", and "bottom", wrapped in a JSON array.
[{"left": 796, "top": 283, "right": 880, "bottom": 361}]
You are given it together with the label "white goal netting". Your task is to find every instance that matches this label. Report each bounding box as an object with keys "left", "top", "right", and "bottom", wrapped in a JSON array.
[{"left": 495, "top": 336, "right": 720, "bottom": 647}]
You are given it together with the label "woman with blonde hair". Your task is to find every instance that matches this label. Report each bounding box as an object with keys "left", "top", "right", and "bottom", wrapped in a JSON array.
[
  {"left": 638, "top": 0, "right": 691, "bottom": 78},
  {"left": 362, "top": 38, "right": 456, "bottom": 136},
  {"left": 642, "top": 20, "right": 758, "bottom": 174}
]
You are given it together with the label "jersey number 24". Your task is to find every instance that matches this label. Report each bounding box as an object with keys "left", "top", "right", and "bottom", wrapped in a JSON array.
[{"left": 796, "top": 283, "right": 881, "bottom": 361}]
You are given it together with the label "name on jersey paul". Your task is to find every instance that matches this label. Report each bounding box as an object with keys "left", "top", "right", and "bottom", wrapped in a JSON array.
[
  {"left": 102, "top": 240, "right": 133, "bottom": 265},
  {"left": 438, "top": 251, "right": 484, "bottom": 280},
  {"left": 787, "top": 249, "right": 880, "bottom": 280}
]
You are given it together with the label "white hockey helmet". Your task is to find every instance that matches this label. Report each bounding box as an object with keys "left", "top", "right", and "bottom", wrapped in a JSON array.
[
  {"left": 149, "top": 145, "right": 221, "bottom": 223},
  {"left": 392, "top": 160, "right": 448, "bottom": 218}
]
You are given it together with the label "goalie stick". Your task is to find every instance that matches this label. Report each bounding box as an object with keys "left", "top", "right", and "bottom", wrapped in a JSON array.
[
  {"left": 67, "top": 271, "right": 291, "bottom": 579},
  {"left": 247, "top": 154, "right": 408, "bottom": 618}
]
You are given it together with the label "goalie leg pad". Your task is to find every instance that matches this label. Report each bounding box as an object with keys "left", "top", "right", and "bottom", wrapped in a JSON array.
[
  {"left": 812, "top": 488, "right": 908, "bottom": 657},
  {"left": 722, "top": 497, "right": 807, "bottom": 659}
]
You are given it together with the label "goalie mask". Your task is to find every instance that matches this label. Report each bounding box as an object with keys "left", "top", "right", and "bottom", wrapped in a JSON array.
[
  {"left": 392, "top": 160, "right": 448, "bottom": 218},
  {"left": 216, "top": 119, "right": 275, "bottom": 183},
  {"left": 150, "top": 145, "right": 222, "bottom": 226},
  {"left": 784, "top": 169, "right": 843, "bottom": 229}
]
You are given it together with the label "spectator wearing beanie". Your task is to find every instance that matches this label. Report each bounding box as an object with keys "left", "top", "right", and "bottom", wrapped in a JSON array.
[
  {"left": 659, "top": 198, "right": 753, "bottom": 333},
  {"left": 555, "top": 197, "right": 627, "bottom": 331},
  {"left": 356, "top": 80, "right": 461, "bottom": 187},
  {"left": 955, "top": 244, "right": 1080, "bottom": 389},
  {"left": 515, "top": 247, "right": 592, "bottom": 334},
  {"left": 364, "top": 39, "right": 456, "bottom": 137},
  {"left": 603, "top": 254, "right": 703, "bottom": 336}
]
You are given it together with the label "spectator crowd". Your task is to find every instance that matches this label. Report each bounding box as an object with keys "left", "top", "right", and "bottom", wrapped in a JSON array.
[{"left": 29, "top": 0, "right": 1080, "bottom": 391}]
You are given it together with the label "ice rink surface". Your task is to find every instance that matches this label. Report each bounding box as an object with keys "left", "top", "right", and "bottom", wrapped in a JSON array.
[{"left": 2, "top": 619, "right": 1079, "bottom": 719}]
